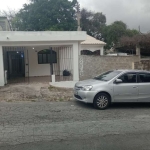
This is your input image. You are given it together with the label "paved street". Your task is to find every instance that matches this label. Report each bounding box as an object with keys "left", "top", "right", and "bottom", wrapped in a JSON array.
[{"left": 0, "top": 101, "right": 150, "bottom": 150}]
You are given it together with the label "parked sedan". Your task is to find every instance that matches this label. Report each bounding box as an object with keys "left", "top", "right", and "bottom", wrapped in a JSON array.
[{"left": 74, "top": 70, "right": 150, "bottom": 110}]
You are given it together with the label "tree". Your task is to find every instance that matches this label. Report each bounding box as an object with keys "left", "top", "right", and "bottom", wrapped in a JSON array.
[
  {"left": 12, "top": 0, "right": 78, "bottom": 31},
  {"left": 102, "top": 21, "right": 139, "bottom": 49},
  {"left": 80, "top": 8, "right": 106, "bottom": 40},
  {"left": 126, "top": 29, "right": 139, "bottom": 37}
]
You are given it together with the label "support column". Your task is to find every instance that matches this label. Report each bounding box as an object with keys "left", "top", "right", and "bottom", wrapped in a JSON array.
[
  {"left": 0, "top": 46, "right": 5, "bottom": 86},
  {"left": 73, "top": 43, "right": 79, "bottom": 82},
  {"left": 78, "top": 42, "right": 81, "bottom": 55},
  {"left": 136, "top": 45, "right": 141, "bottom": 56},
  {"left": 100, "top": 47, "right": 104, "bottom": 56}
]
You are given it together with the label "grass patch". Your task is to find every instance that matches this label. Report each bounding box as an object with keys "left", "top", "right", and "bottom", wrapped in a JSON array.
[
  {"left": 48, "top": 86, "right": 56, "bottom": 90},
  {"left": 59, "top": 98, "right": 64, "bottom": 101}
]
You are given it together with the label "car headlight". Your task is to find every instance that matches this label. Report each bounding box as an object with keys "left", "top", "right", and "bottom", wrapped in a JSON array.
[{"left": 81, "top": 85, "right": 93, "bottom": 91}]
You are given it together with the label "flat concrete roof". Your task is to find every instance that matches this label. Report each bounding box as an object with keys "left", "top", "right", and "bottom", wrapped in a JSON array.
[{"left": 0, "top": 31, "right": 87, "bottom": 42}]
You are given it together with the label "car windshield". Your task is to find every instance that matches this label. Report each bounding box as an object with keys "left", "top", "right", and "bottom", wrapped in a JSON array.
[{"left": 94, "top": 70, "right": 121, "bottom": 81}]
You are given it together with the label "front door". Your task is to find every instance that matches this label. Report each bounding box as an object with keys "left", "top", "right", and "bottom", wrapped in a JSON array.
[
  {"left": 113, "top": 72, "right": 138, "bottom": 102},
  {"left": 7, "top": 51, "right": 25, "bottom": 78}
]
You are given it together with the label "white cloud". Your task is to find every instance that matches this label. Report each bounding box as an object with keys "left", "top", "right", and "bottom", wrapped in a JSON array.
[{"left": 0, "top": 0, "right": 29, "bottom": 11}]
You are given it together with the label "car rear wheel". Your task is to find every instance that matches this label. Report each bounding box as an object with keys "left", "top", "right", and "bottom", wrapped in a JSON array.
[{"left": 94, "top": 93, "right": 110, "bottom": 110}]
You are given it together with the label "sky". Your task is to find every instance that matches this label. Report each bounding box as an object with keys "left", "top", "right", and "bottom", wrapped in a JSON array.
[{"left": 0, "top": 0, "right": 150, "bottom": 33}]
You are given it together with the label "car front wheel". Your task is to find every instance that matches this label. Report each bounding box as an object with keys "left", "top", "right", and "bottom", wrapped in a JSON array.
[{"left": 94, "top": 93, "right": 110, "bottom": 110}]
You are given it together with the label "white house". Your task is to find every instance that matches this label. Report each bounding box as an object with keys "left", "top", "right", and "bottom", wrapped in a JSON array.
[
  {"left": 0, "top": 31, "right": 87, "bottom": 86},
  {"left": 0, "top": 17, "right": 106, "bottom": 86}
]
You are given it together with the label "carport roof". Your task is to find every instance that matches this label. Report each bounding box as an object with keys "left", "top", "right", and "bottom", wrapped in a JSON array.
[{"left": 0, "top": 31, "right": 86, "bottom": 42}]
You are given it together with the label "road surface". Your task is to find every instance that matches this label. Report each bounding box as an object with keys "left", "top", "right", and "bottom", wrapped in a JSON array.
[{"left": 0, "top": 101, "right": 150, "bottom": 150}]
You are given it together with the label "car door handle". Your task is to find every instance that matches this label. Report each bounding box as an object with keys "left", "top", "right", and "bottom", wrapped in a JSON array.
[{"left": 133, "top": 86, "right": 138, "bottom": 88}]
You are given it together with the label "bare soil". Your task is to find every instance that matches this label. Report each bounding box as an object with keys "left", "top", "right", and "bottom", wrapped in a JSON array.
[{"left": 0, "top": 83, "right": 73, "bottom": 102}]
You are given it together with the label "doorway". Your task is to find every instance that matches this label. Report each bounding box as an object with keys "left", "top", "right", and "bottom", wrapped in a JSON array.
[{"left": 7, "top": 51, "right": 25, "bottom": 79}]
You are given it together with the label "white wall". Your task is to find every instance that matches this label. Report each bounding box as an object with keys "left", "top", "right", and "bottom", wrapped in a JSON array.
[
  {"left": 0, "top": 46, "right": 5, "bottom": 86},
  {"left": 26, "top": 46, "right": 73, "bottom": 77},
  {"left": 27, "top": 46, "right": 51, "bottom": 77},
  {"left": 59, "top": 46, "right": 73, "bottom": 75},
  {"left": 73, "top": 43, "right": 79, "bottom": 81}
]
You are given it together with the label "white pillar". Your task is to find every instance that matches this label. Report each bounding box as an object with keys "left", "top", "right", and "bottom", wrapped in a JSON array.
[
  {"left": 73, "top": 43, "right": 79, "bottom": 81},
  {"left": 100, "top": 46, "right": 104, "bottom": 56},
  {"left": 78, "top": 42, "right": 81, "bottom": 55},
  {"left": 136, "top": 45, "right": 140, "bottom": 56},
  {"left": 52, "top": 75, "right": 55, "bottom": 83},
  {"left": 0, "top": 46, "right": 5, "bottom": 86}
]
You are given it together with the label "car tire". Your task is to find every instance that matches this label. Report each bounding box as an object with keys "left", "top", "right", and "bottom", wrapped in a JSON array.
[{"left": 94, "top": 93, "right": 110, "bottom": 110}]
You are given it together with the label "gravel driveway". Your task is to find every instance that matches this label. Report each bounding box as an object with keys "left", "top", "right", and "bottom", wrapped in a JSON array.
[
  {"left": 0, "top": 101, "right": 150, "bottom": 150},
  {"left": 0, "top": 83, "right": 73, "bottom": 102}
]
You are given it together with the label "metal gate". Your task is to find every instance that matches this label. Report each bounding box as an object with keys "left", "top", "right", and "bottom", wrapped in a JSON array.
[{"left": 3, "top": 47, "right": 29, "bottom": 84}]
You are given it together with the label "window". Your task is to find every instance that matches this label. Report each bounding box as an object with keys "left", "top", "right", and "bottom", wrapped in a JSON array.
[
  {"left": 94, "top": 70, "right": 121, "bottom": 81},
  {"left": 139, "top": 73, "right": 150, "bottom": 83},
  {"left": 38, "top": 49, "right": 57, "bottom": 64},
  {"left": 118, "top": 73, "right": 137, "bottom": 83},
  {"left": 81, "top": 50, "right": 100, "bottom": 56}
]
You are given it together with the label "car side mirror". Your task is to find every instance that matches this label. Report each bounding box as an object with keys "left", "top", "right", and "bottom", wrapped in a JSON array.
[{"left": 115, "top": 79, "right": 122, "bottom": 84}]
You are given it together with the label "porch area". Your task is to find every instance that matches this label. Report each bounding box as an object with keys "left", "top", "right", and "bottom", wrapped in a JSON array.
[
  {"left": 0, "top": 31, "right": 87, "bottom": 87},
  {"left": 8, "top": 76, "right": 73, "bottom": 84},
  {"left": 3, "top": 45, "right": 74, "bottom": 84}
]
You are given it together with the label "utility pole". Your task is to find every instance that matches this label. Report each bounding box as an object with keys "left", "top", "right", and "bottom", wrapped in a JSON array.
[
  {"left": 76, "top": 2, "right": 81, "bottom": 31},
  {"left": 139, "top": 25, "right": 140, "bottom": 33}
]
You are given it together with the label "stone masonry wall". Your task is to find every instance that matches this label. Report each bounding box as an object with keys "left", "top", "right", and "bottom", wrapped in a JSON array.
[
  {"left": 134, "top": 60, "right": 150, "bottom": 71},
  {"left": 79, "top": 55, "right": 139, "bottom": 80}
]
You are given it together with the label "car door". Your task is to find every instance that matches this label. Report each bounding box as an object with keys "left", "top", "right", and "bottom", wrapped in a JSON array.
[
  {"left": 113, "top": 72, "right": 138, "bottom": 102},
  {"left": 138, "top": 72, "right": 150, "bottom": 102}
]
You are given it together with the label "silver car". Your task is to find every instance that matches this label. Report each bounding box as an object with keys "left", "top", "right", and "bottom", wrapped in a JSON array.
[{"left": 74, "top": 70, "right": 150, "bottom": 110}]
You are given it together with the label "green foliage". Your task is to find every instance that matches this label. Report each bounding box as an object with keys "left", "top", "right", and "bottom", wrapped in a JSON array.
[
  {"left": 12, "top": 0, "right": 78, "bottom": 31},
  {"left": 102, "top": 21, "right": 139, "bottom": 49},
  {"left": 126, "top": 29, "right": 139, "bottom": 37},
  {"left": 11, "top": 2, "right": 139, "bottom": 51},
  {"left": 80, "top": 8, "right": 106, "bottom": 40}
]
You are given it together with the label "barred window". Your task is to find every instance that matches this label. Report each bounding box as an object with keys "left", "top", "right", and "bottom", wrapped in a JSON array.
[{"left": 38, "top": 49, "right": 57, "bottom": 64}]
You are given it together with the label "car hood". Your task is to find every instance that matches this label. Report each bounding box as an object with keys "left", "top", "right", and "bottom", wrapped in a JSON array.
[{"left": 75, "top": 79, "right": 106, "bottom": 87}]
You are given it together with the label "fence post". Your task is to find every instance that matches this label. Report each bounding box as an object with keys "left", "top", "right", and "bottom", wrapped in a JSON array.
[{"left": 132, "top": 62, "right": 135, "bottom": 70}]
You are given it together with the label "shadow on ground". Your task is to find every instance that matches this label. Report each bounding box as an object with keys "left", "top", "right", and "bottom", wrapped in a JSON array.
[{"left": 74, "top": 100, "right": 150, "bottom": 110}]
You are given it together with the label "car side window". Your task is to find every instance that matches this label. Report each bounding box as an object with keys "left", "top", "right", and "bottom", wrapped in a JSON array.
[
  {"left": 139, "top": 73, "right": 150, "bottom": 83},
  {"left": 118, "top": 73, "right": 137, "bottom": 83}
]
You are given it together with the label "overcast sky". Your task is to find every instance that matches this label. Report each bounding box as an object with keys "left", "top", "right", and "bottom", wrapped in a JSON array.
[{"left": 0, "top": 0, "right": 150, "bottom": 32}]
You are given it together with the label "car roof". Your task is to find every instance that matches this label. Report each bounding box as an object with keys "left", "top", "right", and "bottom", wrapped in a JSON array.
[{"left": 115, "top": 69, "right": 150, "bottom": 73}]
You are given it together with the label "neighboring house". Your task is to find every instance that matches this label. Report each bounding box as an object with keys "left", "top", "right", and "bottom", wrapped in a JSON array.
[
  {"left": 80, "top": 35, "right": 106, "bottom": 56},
  {"left": 0, "top": 17, "right": 11, "bottom": 31}
]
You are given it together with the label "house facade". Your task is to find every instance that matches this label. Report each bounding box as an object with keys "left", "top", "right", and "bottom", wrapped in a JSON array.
[{"left": 0, "top": 17, "right": 106, "bottom": 86}]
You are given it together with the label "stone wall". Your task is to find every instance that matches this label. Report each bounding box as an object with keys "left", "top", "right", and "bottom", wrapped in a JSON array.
[
  {"left": 79, "top": 55, "right": 139, "bottom": 80},
  {"left": 134, "top": 60, "right": 150, "bottom": 71}
]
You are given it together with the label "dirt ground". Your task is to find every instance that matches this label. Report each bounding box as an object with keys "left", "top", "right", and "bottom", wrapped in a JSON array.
[{"left": 0, "top": 83, "right": 73, "bottom": 102}]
